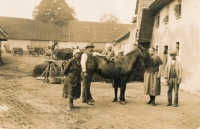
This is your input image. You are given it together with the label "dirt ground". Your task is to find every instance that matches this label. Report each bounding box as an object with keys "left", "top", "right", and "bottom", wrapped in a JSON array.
[{"left": 0, "top": 53, "right": 200, "bottom": 129}]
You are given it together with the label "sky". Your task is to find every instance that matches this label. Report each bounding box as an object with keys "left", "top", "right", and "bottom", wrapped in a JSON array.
[{"left": 0, "top": 0, "right": 137, "bottom": 24}]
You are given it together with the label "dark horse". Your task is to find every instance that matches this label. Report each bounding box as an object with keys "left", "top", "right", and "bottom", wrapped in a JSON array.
[{"left": 94, "top": 45, "right": 150, "bottom": 104}]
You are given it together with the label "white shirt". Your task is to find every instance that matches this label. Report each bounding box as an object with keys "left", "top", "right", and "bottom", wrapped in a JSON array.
[
  {"left": 81, "top": 52, "right": 88, "bottom": 72},
  {"left": 172, "top": 60, "right": 175, "bottom": 65}
]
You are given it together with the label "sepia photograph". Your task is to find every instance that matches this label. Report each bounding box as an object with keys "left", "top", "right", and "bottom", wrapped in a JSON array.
[{"left": 0, "top": 0, "right": 200, "bottom": 128}]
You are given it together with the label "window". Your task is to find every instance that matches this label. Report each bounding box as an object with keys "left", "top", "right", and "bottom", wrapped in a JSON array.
[
  {"left": 155, "top": 13, "right": 160, "bottom": 28},
  {"left": 117, "top": 43, "right": 122, "bottom": 49},
  {"left": 163, "top": 45, "right": 168, "bottom": 56},
  {"left": 163, "top": 6, "right": 169, "bottom": 24},
  {"left": 176, "top": 42, "right": 180, "bottom": 56},
  {"left": 174, "top": 0, "right": 181, "bottom": 19},
  {"left": 163, "top": 45, "right": 168, "bottom": 67},
  {"left": 155, "top": 45, "right": 158, "bottom": 55}
]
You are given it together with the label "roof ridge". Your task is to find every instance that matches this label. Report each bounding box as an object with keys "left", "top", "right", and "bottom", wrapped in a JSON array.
[{"left": 0, "top": 17, "right": 132, "bottom": 43}]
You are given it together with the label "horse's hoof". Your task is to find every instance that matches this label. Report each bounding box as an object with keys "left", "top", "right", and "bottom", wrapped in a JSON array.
[
  {"left": 146, "top": 101, "right": 152, "bottom": 104},
  {"left": 120, "top": 101, "right": 127, "bottom": 104},
  {"left": 67, "top": 107, "right": 71, "bottom": 111},
  {"left": 112, "top": 99, "right": 118, "bottom": 102}
]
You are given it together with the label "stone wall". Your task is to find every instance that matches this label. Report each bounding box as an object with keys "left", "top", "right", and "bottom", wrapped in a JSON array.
[{"left": 151, "top": 0, "right": 200, "bottom": 85}]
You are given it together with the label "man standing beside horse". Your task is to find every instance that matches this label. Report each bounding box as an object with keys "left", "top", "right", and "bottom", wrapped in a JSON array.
[{"left": 81, "top": 43, "right": 96, "bottom": 105}]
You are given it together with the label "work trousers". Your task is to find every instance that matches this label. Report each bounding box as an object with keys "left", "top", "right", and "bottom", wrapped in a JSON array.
[
  {"left": 167, "top": 78, "right": 179, "bottom": 104},
  {"left": 82, "top": 68, "right": 94, "bottom": 103}
]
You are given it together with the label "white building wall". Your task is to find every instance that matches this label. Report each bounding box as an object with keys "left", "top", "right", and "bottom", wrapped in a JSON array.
[
  {"left": 151, "top": 0, "right": 200, "bottom": 84},
  {"left": 1, "top": 39, "right": 31, "bottom": 51},
  {"left": 114, "top": 38, "right": 129, "bottom": 55},
  {"left": 113, "top": 27, "right": 138, "bottom": 55},
  {"left": 129, "top": 27, "right": 137, "bottom": 51}
]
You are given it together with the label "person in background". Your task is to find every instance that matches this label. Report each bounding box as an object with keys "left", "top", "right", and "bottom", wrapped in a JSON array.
[
  {"left": 144, "top": 47, "right": 163, "bottom": 106},
  {"left": 112, "top": 50, "right": 124, "bottom": 102},
  {"left": 81, "top": 43, "right": 96, "bottom": 105},
  {"left": 162, "top": 47, "right": 168, "bottom": 75},
  {"left": 165, "top": 51, "right": 183, "bottom": 107},
  {"left": 62, "top": 49, "right": 82, "bottom": 111},
  {"left": 116, "top": 50, "right": 124, "bottom": 58}
]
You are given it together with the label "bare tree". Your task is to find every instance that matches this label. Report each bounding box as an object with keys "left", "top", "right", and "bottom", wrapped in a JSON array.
[
  {"left": 99, "top": 14, "right": 120, "bottom": 23},
  {"left": 33, "top": 0, "right": 76, "bottom": 26}
]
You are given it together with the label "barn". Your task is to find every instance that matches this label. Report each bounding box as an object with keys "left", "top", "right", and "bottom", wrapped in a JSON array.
[
  {"left": 0, "top": 17, "right": 132, "bottom": 53},
  {"left": 0, "top": 26, "right": 8, "bottom": 65}
]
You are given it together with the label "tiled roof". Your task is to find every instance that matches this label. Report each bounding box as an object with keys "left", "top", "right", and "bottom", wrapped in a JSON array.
[
  {"left": 114, "top": 24, "right": 136, "bottom": 42},
  {"left": 69, "top": 21, "right": 132, "bottom": 43},
  {"left": 0, "top": 26, "right": 8, "bottom": 41},
  {"left": 0, "top": 17, "right": 132, "bottom": 43},
  {"left": 135, "top": 0, "right": 155, "bottom": 14},
  {"left": 0, "top": 17, "right": 69, "bottom": 41},
  {"left": 114, "top": 30, "right": 130, "bottom": 42}
]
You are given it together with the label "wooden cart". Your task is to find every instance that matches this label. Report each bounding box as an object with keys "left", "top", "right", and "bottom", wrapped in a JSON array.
[
  {"left": 13, "top": 47, "right": 23, "bottom": 56},
  {"left": 27, "top": 47, "right": 39, "bottom": 57}
]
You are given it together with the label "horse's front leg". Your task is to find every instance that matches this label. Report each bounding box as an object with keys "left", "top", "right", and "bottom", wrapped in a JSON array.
[
  {"left": 112, "top": 79, "right": 118, "bottom": 102},
  {"left": 119, "top": 77, "right": 128, "bottom": 104}
]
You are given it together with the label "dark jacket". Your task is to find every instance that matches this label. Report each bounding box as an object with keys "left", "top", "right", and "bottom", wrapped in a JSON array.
[
  {"left": 63, "top": 57, "right": 82, "bottom": 99},
  {"left": 85, "top": 51, "right": 95, "bottom": 70}
]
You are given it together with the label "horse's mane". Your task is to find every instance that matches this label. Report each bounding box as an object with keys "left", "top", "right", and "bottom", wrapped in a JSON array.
[
  {"left": 94, "top": 45, "right": 146, "bottom": 60},
  {"left": 125, "top": 45, "right": 146, "bottom": 56},
  {"left": 94, "top": 55, "right": 107, "bottom": 61}
]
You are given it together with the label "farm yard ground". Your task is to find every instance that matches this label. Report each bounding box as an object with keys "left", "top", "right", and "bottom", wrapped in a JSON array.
[{"left": 0, "top": 53, "right": 200, "bottom": 129}]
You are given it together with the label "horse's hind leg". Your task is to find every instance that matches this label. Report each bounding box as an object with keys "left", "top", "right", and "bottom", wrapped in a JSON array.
[
  {"left": 112, "top": 79, "right": 118, "bottom": 102},
  {"left": 119, "top": 77, "right": 128, "bottom": 104}
]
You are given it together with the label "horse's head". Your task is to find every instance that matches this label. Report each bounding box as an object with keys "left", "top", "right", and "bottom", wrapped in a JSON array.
[{"left": 136, "top": 45, "right": 150, "bottom": 68}]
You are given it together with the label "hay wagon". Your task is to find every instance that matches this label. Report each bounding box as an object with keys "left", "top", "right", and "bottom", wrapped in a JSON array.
[{"left": 13, "top": 47, "right": 23, "bottom": 56}]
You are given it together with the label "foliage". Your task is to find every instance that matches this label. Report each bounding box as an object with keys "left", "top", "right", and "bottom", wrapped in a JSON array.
[
  {"left": 99, "top": 14, "right": 120, "bottom": 23},
  {"left": 163, "top": 15, "right": 169, "bottom": 24},
  {"left": 54, "top": 48, "right": 73, "bottom": 60},
  {"left": 32, "top": 63, "right": 47, "bottom": 77},
  {"left": 33, "top": 0, "right": 76, "bottom": 26},
  {"left": 174, "top": 4, "right": 181, "bottom": 18}
]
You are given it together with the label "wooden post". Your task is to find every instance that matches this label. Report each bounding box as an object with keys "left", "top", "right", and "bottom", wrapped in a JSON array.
[
  {"left": 0, "top": 41, "right": 4, "bottom": 66},
  {"left": 51, "top": 49, "right": 53, "bottom": 59}
]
